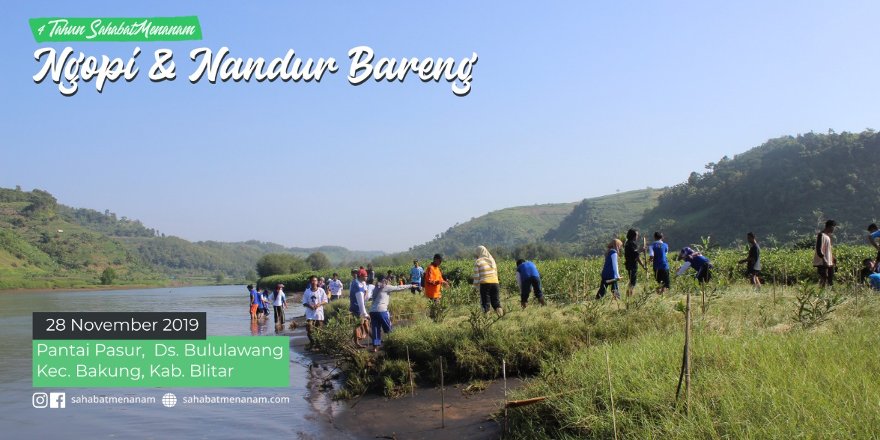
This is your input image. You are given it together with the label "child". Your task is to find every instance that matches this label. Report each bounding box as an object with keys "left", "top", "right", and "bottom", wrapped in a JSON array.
[
  {"left": 597, "top": 239, "right": 622, "bottom": 300},
  {"left": 259, "top": 288, "right": 271, "bottom": 320}
]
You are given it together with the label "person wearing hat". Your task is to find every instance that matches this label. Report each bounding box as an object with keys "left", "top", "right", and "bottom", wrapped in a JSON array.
[
  {"left": 814, "top": 220, "right": 837, "bottom": 288},
  {"left": 409, "top": 259, "right": 424, "bottom": 294},
  {"left": 676, "top": 246, "right": 712, "bottom": 284},
  {"left": 424, "top": 253, "right": 449, "bottom": 303},
  {"left": 272, "top": 283, "right": 287, "bottom": 326}
]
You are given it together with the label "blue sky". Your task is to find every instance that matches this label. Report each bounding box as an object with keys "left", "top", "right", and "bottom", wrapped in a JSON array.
[{"left": 2, "top": 1, "right": 879, "bottom": 252}]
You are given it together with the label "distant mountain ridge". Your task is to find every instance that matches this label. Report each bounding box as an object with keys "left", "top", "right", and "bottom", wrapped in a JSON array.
[{"left": 403, "top": 130, "right": 878, "bottom": 258}]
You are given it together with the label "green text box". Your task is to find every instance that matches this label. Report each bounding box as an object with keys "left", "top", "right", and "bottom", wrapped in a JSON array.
[
  {"left": 29, "top": 17, "right": 202, "bottom": 42},
  {"left": 33, "top": 337, "right": 288, "bottom": 387}
]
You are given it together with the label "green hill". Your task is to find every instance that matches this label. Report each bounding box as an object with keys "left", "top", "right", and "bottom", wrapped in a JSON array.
[
  {"left": 543, "top": 189, "right": 663, "bottom": 253},
  {"left": 408, "top": 202, "right": 578, "bottom": 258},
  {"left": 0, "top": 187, "right": 382, "bottom": 288},
  {"left": 406, "top": 189, "right": 662, "bottom": 259},
  {"left": 638, "top": 130, "right": 880, "bottom": 247},
  {"left": 0, "top": 188, "right": 157, "bottom": 288}
]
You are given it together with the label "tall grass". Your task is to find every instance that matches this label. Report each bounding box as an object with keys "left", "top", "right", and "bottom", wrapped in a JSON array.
[{"left": 309, "top": 274, "right": 879, "bottom": 438}]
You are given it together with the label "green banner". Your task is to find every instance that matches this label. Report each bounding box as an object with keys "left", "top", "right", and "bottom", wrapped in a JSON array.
[
  {"left": 33, "top": 337, "right": 289, "bottom": 387},
  {"left": 29, "top": 17, "right": 202, "bottom": 42}
]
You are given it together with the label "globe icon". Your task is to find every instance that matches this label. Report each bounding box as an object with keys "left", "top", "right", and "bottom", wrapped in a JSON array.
[{"left": 161, "top": 393, "right": 177, "bottom": 408}]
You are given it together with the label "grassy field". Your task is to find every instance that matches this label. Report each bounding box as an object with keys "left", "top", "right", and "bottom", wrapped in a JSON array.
[{"left": 310, "top": 275, "right": 880, "bottom": 438}]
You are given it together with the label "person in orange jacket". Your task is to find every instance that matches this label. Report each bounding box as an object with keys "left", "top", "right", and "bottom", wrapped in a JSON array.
[{"left": 424, "top": 253, "right": 450, "bottom": 303}]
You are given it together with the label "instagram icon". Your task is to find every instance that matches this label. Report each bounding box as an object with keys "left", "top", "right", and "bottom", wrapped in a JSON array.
[{"left": 32, "top": 392, "right": 48, "bottom": 408}]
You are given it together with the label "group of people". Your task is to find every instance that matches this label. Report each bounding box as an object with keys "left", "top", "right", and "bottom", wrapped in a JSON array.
[
  {"left": 594, "top": 229, "right": 722, "bottom": 300},
  {"left": 247, "top": 220, "right": 880, "bottom": 351},
  {"left": 594, "top": 220, "right": 880, "bottom": 300},
  {"left": 247, "top": 283, "right": 288, "bottom": 325}
]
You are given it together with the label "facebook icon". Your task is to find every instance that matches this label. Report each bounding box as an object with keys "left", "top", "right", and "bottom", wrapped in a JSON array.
[{"left": 49, "top": 392, "right": 65, "bottom": 409}]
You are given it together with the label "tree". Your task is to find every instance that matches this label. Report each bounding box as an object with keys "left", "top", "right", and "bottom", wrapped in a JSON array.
[
  {"left": 100, "top": 267, "right": 117, "bottom": 285},
  {"left": 306, "top": 252, "right": 331, "bottom": 271},
  {"left": 256, "top": 253, "right": 308, "bottom": 278},
  {"left": 245, "top": 270, "right": 258, "bottom": 282}
]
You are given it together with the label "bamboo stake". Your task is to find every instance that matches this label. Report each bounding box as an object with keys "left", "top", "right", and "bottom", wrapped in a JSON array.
[
  {"left": 407, "top": 346, "right": 414, "bottom": 398},
  {"left": 686, "top": 289, "right": 692, "bottom": 414},
  {"left": 605, "top": 347, "right": 619, "bottom": 440},
  {"left": 440, "top": 357, "right": 445, "bottom": 429},
  {"left": 675, "top": 289, "right": 692, "bottom": 416},
  {"left": 503, "top": 359, "right": 508, "bottom": 437},
  {"left": 505, "top": 396, "right": 547, "bottom": 408}
]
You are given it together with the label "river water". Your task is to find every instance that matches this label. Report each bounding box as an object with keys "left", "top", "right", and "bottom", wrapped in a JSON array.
[{"left": 0, "top": 285, "right": 343, "bottom": 439}]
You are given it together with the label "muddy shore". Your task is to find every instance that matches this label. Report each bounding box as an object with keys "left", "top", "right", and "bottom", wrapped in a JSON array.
[{"left": 288, "top": 319, "right": 508, "bottom": 440}]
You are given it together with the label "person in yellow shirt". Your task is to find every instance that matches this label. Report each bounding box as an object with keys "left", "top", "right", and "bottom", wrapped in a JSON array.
[
  {"left": 424, "top": 253, "right": 449, "bottom": 303},
  {"left": 474, "top": 245, "right": 503, "bottom": 316}
]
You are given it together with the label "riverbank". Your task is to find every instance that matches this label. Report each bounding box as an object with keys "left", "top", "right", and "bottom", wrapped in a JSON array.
[
  {"left": 303, "top": 281, "right": 880, "bottom": 439},
  {"left": 289, "top": 300, "right": 507, "bottom": 439}
]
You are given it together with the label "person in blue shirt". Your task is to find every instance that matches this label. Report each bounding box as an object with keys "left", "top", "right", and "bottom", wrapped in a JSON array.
[
  {"left": 596, "top": 239, "right": 622, "bottom": 300},
  {"left": 516, "top": 259, "right": 546, "bottom": 308},
  {"left": 677, "top": 247, "right": 713, "bottom": 284},
  {"left": 869, "top": 272, "right": 880, "bottom": 291},
  {"left": 247, "top": 285, "right": 260, "bottom": 320},
  {"left": 648, "top": 231, "right": 670, "bottom": 294},
  {"left": 409, "top": 260, "right": 424, "bottom": 294}
]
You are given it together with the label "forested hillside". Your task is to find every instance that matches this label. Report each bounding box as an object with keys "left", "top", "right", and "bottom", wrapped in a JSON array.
[
  {"left": 638, "top": 130, "right": 880, "bottom": 247},
  {"left": 544, "top": 189, "right": 662, "bottom": 253},
  {"left": 407, "top": 202, "right": 578, "bottom": 258},
  {"left": 0, "top": 187, "right": 382, "bottom": 288}
]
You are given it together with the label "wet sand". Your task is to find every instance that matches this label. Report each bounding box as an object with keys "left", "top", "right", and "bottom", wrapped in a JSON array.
[{"left": 290, "top": 322, "right": 509, "bottom": 440}]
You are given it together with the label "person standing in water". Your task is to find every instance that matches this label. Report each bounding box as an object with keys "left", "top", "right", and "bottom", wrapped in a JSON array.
[
  {"left": 272, "top": 283, "right": 287, "bottom": 326},
  {"left": 303, "top": 275, "right": 329, "bottom": 349}
]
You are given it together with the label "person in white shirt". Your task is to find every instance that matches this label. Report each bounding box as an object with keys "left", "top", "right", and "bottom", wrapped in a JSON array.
[
  {"left": 327, "top": 273, "right": 344, "bottom": 301},
  {"left": 272, "top": 284, "right": 287, "bottom": 327},
  {"left": 302, "top": 276, "right": 329, "bottom": 348},
  {"left": 365, "top": 282, "right": 376, "bottom": 301},
  {"left": 369, "top": 275, "right": 414, "bottom": 352}
]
